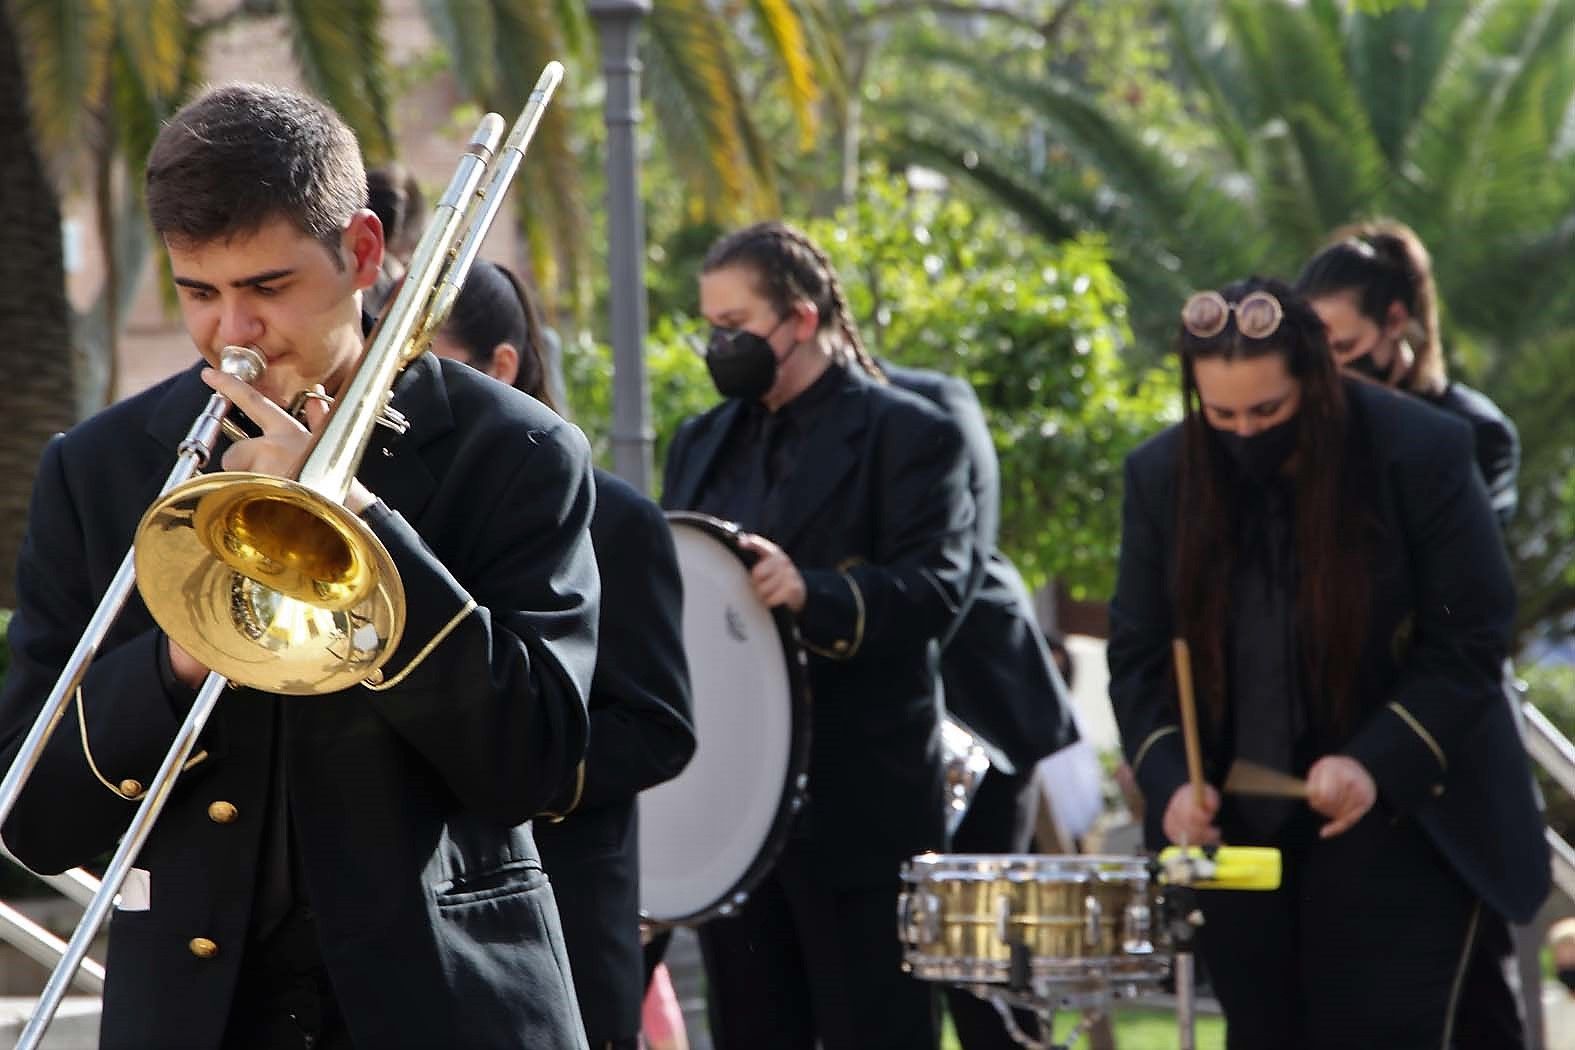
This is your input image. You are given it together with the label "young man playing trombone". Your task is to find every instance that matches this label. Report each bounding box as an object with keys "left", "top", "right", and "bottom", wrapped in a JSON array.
[{"left": 0, "top": 83, "right": 598, "bottom": 1049}]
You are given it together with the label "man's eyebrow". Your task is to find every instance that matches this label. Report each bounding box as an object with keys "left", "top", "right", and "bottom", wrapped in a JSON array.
[{"left": 172, "top": 268, "right": 295, "bottom": 292}]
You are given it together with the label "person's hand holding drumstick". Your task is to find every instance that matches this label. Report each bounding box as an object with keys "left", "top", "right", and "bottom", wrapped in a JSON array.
[{"left": 1163, "top": 639, "right": 1221, "bottom": 846}]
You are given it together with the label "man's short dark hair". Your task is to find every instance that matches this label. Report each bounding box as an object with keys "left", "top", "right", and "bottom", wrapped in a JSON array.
[{"left": 146, "top": 83, "right": 367, "bottom": 259}]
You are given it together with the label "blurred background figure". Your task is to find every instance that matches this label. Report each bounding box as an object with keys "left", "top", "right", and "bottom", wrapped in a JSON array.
[
  {"left": 1296, "top": 220, "right": 1519, "bottom": 529},
  {"left": 1546, "top": 919, "right": 1575, "bottom": 1050},
  {"left": 642, "top": 964, "right": 691, "bottom": 1050},
  {"left": 364, "top": 162, "right": 427, "bottom": 318},
  {"left": 432, "top": 259, "right": 697, "bottom": 1050}
]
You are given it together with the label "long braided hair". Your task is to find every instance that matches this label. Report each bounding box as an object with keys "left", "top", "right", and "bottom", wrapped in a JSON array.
[{"left": 701, "top": 220, "right": 885, "bottom": 382}]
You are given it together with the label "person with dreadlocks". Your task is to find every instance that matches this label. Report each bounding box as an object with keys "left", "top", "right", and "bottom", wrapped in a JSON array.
[
  {"left": 1295, "top": 220, "right": 1520, "bottom": 529},
  {"left": 661, "top": 220, "right": 976, "bottom": 1049},
  {"left": 1107, "top": 277, "right": 1545, "bottom": 1048}
]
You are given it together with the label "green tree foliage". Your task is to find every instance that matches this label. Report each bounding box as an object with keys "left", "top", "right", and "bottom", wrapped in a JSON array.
[
  {"left": 806, "top": 173, "right": 1174, "bottom": 598},
  {"left": 594, "top": 172, "right": 1173, "bottom": 598},
  {"left": 883, "top": 0, "right": 1575, "bottom": 632}
]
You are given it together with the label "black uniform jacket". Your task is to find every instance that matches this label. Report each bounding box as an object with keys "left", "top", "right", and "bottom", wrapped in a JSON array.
[
  {"left": 884, "top": 362, "right": 1078, "bottom": 775},
  {"left": 535, "top": 468, "right": 695, "bottom": 1044},
  {"left": 0, "top": 354, "right": 600, "bottom": 1050},
  {"left": 662, "top": 367, "right": 976, "bottom": 885},
  {"left": 1108, "top": 378, "right": 1548, "bottom": 924},
  {"left": 1424, "top": 380, "right": 1519, "bottom": 528}
]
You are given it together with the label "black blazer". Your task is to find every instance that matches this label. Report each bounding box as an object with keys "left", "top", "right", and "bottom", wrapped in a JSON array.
[
  {"left": 884, "top": 363, "right": 1078, "bottom": 775},
  {"left": 535, "top": 468, "right": 694, "bottom": 1045},
  {"left": 1108, "top": 379, "right": 1547, "bottom": 924},
  {"left": 1423, "top": 380, "right": 1519, "bottom": 528},
  {"left": 0, "top": 354, "right": 600, "bottom": 1050},
  {"left": 663, "top": 366, "right": 976, "bottom": 885}
]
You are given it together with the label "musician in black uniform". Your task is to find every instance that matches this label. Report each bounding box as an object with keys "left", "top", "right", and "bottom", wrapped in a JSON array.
[
  {"left": 431, "top": 260, "right": 697, "bottom": 1050},
  {"left": 0, "top": 85, "right": 598, "bottom": 1049},
  {"left": 1299, "top": 221, "right": 1533, "bottom": 1042},
  {"left": 662, "top": 221, "right": 976, "bottom": 1050},
  {"left": 881, "top": 362, "right": 1079, "bottom": 1048},
  {"left": 1296, "top": 220, "right": 1520, "bottom": 527},
  {"left": 1108, "top": 277, "right": 1546, "bottom": 1048}
]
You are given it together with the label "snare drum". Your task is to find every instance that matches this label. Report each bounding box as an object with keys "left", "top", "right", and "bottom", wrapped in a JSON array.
[{"left": 898, "top": 854, "right": 1169, "bottom": 997}]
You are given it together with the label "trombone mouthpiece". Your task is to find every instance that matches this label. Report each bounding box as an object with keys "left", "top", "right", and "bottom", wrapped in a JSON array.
[{"left": 219, "top": 345, "right": 267, "bottom": 384}]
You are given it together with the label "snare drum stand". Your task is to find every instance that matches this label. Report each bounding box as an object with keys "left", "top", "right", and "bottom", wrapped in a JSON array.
[
  {"left": 1162, "top": 881, "right": 1204, "bottom": 1050},
  {"left": 985, "top": 943, "right": 1106, "bottom": 1050}
]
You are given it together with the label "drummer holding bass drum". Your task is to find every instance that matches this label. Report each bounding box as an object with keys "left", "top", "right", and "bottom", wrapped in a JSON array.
[
  {"left": 429, "top": 260, "right": 698, "bottom": 1050},
  {"left": 662, "top": 221, "right": 976, "bottom": 1050}
]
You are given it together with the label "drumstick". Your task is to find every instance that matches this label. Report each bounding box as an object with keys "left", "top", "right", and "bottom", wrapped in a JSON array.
[
  {"left": 1172, "top": 638, "right": 1206, "bottom": 812},
  {"left": 1223, "top": 759, "right": 1308, "bottom": 799}
]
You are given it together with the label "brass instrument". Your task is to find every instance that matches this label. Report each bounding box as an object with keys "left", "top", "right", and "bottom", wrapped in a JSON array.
[{"left": 2, "top": 63, "right": 563, "bottom": 1048}]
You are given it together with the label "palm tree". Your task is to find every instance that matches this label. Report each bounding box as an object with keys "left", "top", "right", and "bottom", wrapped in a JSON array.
[
  {"left": 0, "top": 0, "right": 832, "bottom": 608},
  {"left": 886, "top": 0, "right": 1575, "bottom": 632},
  {"left": 0, "top": 3, "right": 75, "bottom": 610}
]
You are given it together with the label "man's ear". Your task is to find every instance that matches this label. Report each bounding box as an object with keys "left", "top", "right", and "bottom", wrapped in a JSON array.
[
  {"left": 343, "top": 209, "right": 386, "bottom": 290},
  {"left": 791, "top": 300, "right": 821, "bottom": 344}
]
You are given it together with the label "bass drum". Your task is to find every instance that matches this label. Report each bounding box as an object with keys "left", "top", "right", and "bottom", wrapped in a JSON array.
[{"left": 638, "top": 512, "right": 813, "bottom": 925}]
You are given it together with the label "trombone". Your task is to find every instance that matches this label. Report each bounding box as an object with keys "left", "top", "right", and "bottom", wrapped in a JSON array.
[{"left": 0, "top": 62, "right": 564, "bottom": 1049}]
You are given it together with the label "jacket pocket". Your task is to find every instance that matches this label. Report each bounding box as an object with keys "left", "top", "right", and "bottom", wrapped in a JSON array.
[{"left": 433, "top": 860, "right": 546, "bottom": 907}]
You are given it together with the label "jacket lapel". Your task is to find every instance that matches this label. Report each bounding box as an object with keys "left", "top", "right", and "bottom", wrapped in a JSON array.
[
  {"left": 352, "top": 352, "right": 447, "bottom": 523},
  {"left": 146, "top": 362, "right": 220, "bottom": 453},
  {"left": 666, "top": 399, "right": 743, "bottom": 511},
  {"left": 769, "top": 375, "right": 869, "bottom": 550}
]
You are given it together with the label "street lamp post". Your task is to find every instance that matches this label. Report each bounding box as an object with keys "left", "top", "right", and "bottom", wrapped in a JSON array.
[{"left": 589, "top": 0, "right": 654, "bottom": 492}]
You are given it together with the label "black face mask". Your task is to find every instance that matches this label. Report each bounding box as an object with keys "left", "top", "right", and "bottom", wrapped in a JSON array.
[
  {"left": 705, "top": 319, "right": 790, "bottom": 402},
  {"left": 1344, "top": 349, "right": 1390, "bottom": 384},
  {"left": 1216, "top": 414, "right": 1300, "bottom": 485},
  {"left": 1559, "top": 967, "right": 1575, "bottom": 993}
]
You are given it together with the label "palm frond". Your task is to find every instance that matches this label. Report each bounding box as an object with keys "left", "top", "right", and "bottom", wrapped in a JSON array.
[
  {"left": 549, "top": 0, "right": 590, "bottom": 59},
  {"left": 742, "top": 0, "right": 821, "bottom": 147},
  {"left": 113, "top": 0, "right": 190, "bottom": 102},
  {"left": 1222, "top": 0, "right": 1387, "bottom": 228},
  {"left": 648, "top": 0, "right": 777, "bottom": 217},
  {"left": 905, "top": 38, "right": 1259, "bottom": 280},
  {"left": 281, "top": 0, "right": 395, "bottom": 162},
  {"left": 1161, "top": 0, "right": 1255, "bottom": 170},
  {"left": 1406, "top": 0, "right": 1575, "bottom": 234},
  {"left": 418, "top": 0, "right": 497, "bottom": 101},
  {"left": 490, "top": 0, "right": 585, "bottom": 314},
  {"left": 641, "top": 35, "right": 735, "bottom": 220},
  {"left": 1341, "top": 0, "right": 1477, "bottom": 165},
  {"left": 11, "top": 0, "right": 114, "bottom": 155}
]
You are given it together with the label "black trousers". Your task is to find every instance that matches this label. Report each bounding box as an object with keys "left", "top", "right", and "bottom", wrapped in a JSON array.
[
  {"left": 697, "top": 839, "right": 938, "bottom": 1050},
  {"left": 1198, "top": 810, "right": 1521, "bottom": 1050},
  {"left": 222, "top": 908, "right": 353, "bottom": 1050},
  {"left": 944, "top": 769, "right": 1043, "bottom": 1050}
]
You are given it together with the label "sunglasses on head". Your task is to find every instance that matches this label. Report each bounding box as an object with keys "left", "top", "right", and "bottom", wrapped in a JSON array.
[{"left": 1181, "top": 290, "right": 1284, "bottom": 341}]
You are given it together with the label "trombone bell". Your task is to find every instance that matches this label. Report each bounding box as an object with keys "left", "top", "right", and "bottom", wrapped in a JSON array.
[{"left": 135, "top": 473, "right": 404, "bottom": 695}]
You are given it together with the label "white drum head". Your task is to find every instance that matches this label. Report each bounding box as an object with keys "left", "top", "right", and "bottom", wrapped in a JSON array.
[{"left": 639, "top": 515, "right": 809, "bottom": 923}]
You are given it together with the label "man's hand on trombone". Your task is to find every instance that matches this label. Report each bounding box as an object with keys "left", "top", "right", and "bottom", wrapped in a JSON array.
[
  {"left": 201, "top": 367, "right": 378, "bottom": 515},
  {"left": 165, "top": 367, "right": 382, "bottom": 688}
]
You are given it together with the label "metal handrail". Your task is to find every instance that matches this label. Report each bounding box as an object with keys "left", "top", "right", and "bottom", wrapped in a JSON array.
[
  {"left": 0, "top": 857, "right": 104, "bottom": 995},
  {"left": 1524, "top": 701, "right": 1575, "bottom": 800},
  {"left": 0, "top": 903, "right": 102, "bottom": 994}
]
